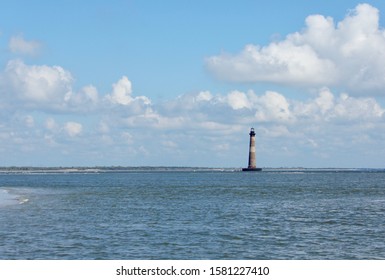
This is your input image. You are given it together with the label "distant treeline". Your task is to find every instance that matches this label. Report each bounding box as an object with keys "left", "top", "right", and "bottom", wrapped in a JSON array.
[{"left": 0, "top": 166, "right": 229, "bottom": 173}]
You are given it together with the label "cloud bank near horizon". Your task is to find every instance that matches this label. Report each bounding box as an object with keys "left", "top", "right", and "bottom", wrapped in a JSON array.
[{"left": 1, "top": 65, "right": 384, "bottom": 167}]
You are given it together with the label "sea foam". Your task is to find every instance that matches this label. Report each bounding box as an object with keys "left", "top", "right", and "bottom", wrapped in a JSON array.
[{"left": 0, "top": 188, "right": 21, "bottom": 206}]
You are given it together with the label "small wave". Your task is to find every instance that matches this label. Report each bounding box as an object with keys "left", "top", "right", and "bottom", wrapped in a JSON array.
[{"left": 19, "top": 198, "right": 29, "bottom": 204}]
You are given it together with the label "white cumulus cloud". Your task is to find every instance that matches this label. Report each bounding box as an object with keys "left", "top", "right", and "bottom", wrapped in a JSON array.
[
  {"left": 206, "top": 3, "right": 385, "bottom": 94},
  {"left": 0, "top": 60, "right": 136, "bottom": 113},
  {"left": 253, "top": 91, "right": 293, "bottom": 122},
  {"left": 293, "top": 88, "right": 385, "bottom": 121},
  {"left": 106, "top": 76, "right": 151, "bottom": 106},
  {"left": 1, "top": 59, "right": 73, "bottom": 109},
  {"left": 66, "top": 85, "right": 99, "bottom": 111},
  {"left": 226, "top": 90, "right": 251, "bottom": 110}
]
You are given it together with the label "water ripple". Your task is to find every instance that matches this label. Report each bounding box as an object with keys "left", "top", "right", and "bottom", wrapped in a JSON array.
[{"left": 1, "top": 171, "right": 385, "bottom": 259}]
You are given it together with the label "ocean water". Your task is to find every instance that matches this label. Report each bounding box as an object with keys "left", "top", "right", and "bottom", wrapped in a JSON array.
[{"left": 1, "top": 170, "right": 385, "bottom": 259}]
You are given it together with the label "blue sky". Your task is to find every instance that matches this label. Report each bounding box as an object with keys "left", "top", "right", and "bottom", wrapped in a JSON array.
[{"left": 1, "top": 0, "right": 385, "bottom": 168}]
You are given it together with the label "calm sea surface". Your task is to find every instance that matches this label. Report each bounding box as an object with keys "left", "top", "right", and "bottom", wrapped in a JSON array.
[{"left": 1, "top": 170, "right": 385, "bottom": 259}]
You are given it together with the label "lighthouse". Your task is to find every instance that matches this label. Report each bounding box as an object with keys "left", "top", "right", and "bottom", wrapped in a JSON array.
[{"left": 242, "top": 128, "right": 262, "bottom": 171}]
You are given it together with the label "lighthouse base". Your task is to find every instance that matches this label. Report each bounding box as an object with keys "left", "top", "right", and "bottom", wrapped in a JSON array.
[{"left": 242, "top": 168, "right": 262, "bottom": 172}]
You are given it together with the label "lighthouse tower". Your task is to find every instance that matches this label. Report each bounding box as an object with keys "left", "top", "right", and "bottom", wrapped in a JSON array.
[{"left": 242, "top": 128, "right": 262, "bottom": 171}]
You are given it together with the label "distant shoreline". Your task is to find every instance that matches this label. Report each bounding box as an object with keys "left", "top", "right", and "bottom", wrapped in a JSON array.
[
  {"left": 0, "top": 166, "right": 384, "bottom": 174},
  {"left": 0, "top": 166, "right": 236, "bottom": 174}
]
